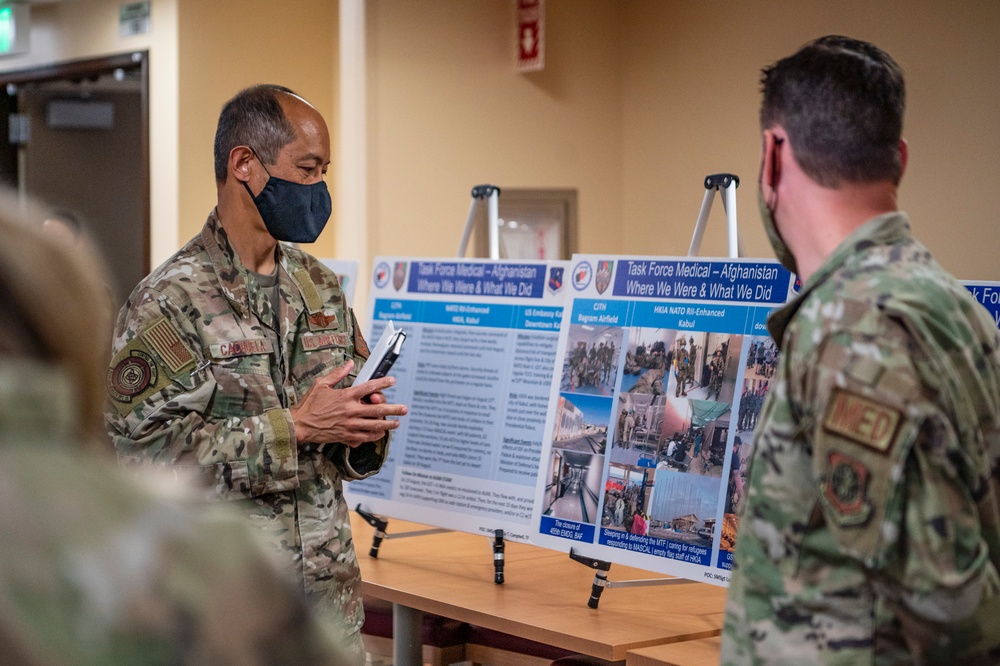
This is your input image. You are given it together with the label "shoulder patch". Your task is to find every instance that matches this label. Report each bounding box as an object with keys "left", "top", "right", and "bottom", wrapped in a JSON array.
[
  {"left": 107, "top": 339, "right": 173, "bottom": 416},
  {"left": 140, "top": 317, "right": 196, "bottom": 375},
  {"left": 822, "top": 387, "right": 901, "bottom": 453},
  {"left": 820, "top": 450, "right": 872, "bottom": 526}
]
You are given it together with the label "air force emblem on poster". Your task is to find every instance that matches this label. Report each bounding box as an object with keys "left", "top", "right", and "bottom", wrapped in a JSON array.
[
  {"left": 595, "top": 260, "right": 614, "bottom": 295},
  {"left": 548, "top": 266, "right": 564, "bottom": 293},
  {"left": 374, "top": 261, "right": 390, "bottom": 288},
  {"left": 572, "top": 261, "right": 592, "bottom": 291},
  {"left": 393, "top": 261, "right": 407, "bottom": 291}
]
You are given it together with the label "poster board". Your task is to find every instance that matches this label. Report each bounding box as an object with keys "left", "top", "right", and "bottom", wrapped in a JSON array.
[
  {"left": 964, "top": 281, "right": 1000, "bottom": 329},
  {"left": 345, "top": 257, "right": 570, "bottom": 542},
  {"left": 319, "top": 258, "right": 359, "bottom": 306},
  {"left": 531, "top": 255, "right": 795, "bottom": 586}
]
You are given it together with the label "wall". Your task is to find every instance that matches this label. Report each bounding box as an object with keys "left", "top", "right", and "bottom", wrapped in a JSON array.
[
  {"left": 622, "top": 0, "right": 1000, "bottom": 278},
  {"left": 176, "top": 0, "right": 338, "bottom": 256},
  {"left": 369, "top": 0, "right": 1000, "bottom": 280},
  {"left": 367, "top": 0, "right": 624, "bottom": 262}
]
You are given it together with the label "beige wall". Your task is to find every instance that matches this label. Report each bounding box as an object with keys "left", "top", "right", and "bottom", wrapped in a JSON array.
[
  {"left": 367, "top": 0, "right": 625, "bottom": 260},
  {"left": 621, "top": 0, "right": 1000, "bottom": 278},
  {"left": 177, "top": 0, "right": 338, "bottom": 256},
  {"left": 370, "top": 0, "right": 1000, "bottom": 280}
]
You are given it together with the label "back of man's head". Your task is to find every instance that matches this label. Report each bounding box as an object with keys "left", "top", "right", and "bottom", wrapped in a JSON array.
[
  {"left": 761, "top": 35, "right": 906, "bottom": 187},
  {"left": 213, "top": 84, "right": 299, "bottom": 184}
]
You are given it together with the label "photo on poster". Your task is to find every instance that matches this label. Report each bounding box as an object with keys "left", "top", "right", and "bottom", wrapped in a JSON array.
[
  {"left": 645, "top": 469, "right": 721, "bottom": 547},
  {"left": 664, "top": 332, "right": 744, "bottom": 402},
  {"left": 541, "top": 448, "right": 604, "bottom": 525},
  {"left": 601, "top": 463, "right": 655, "bottom": 536},
  {"left": 611, "top": 391, "right": 733, "bottom": 479},
  {"left": 559, "top": 324, "right": 624, "bottom": 396},
  {"left": 551, "top": 392, "right": 613, "bottom": 455},
  {"left": 721, "top": 334, "right": 780, "bottom": 553}
]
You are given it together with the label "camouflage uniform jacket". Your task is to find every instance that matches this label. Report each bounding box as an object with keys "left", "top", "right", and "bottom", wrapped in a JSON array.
[
  {"left": 3, "top": 360, "right": 350, "bottom": 665},
  {"left": 104, "top": 210, "right": 388, "bottom": 641},
  {"left": 722, "top": 212, "right": 1000, "bottom": 664}
]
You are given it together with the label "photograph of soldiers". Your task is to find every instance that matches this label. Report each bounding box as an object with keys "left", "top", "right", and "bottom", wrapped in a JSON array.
[
  {"left": 719, "top": 436, "right": 749, "bottom": 554},
  {"left": 551, "top": 393, "right": 612, "bottom": 455},
  {"left": 642, "top": 468, "right": 722, "bottom": 547},
  {"left": 600, "top": 464, "right": 653, "bottom": 534},
  {"left": 665, "top": 332, "right": 744, "bottom": 402},
  {"left": 610, "top": 391, "right": 668, "bottom": 468},
  {"left": 620, "top": 327, "right": 676, "bottom": 396},
  {"left": 559, "top": 324, "right": 624, "bottom": 396},
  {"left": 744, "top": 336, "right": 779, "bottom": 380},
  {"left": 542, "top": 449, "right": 604, "bottom": 524}
]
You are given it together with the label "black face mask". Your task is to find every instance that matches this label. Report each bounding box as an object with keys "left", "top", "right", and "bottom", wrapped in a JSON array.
[{"left": 242, "top": 149, "right": 332, "bottom": 244}]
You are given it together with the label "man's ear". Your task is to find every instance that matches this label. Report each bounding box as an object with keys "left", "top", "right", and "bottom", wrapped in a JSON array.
[
  {"left": 229, "top": 146, "right": 255, "bottom": 184},
  {"left": 898, "top": 138, "right": 908, "bottom": 180},
  {"left": 760, "top": 129, "right": 784, "bottom": 194}
]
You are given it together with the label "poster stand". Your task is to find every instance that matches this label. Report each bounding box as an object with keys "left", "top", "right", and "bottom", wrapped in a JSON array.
[
  {"left": 567, "top": 173, "right": 743, "bottom": 608},
  {"left": 355, "top": 184, "right": 511, "bottom": 585}
]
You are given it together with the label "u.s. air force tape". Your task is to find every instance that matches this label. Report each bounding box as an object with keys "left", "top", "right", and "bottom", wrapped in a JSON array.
[{"left": 822, "top": 387, "right": 902, "bottom": 453}]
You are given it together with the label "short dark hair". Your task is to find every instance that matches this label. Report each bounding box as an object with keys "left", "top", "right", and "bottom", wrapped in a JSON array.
[
  {"left": 760, "top": 35, "right": 905, "bottom": 187},
  {"left": 213, "top": 84, "right": 298, "bottom": 184}
]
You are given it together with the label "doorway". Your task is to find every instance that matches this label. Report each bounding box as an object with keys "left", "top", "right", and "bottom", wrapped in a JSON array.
[{"left": 0, "top": 52, "right": 149, "bottom": 308}]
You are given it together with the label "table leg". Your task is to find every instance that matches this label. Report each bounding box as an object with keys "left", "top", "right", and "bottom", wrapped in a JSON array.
[{"left": 392, "top": 603, "right": 423, "bottom": 666}]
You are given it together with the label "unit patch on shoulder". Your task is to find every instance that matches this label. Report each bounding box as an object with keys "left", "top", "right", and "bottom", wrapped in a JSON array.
[
  {"left": 821, "top": 450, "right": 872, "bottom": 526},
  {"left": 109, "top": 350, "right": 156, "bottom": 401},
  {"left": 107, "top": 340, "right": 173, "bottom": 416},
  {"left": 140, "top": 317, "right": 196, "bottom": 375},
  {"left": 822, "top": 387, "right": 901, "bottom": 453}
]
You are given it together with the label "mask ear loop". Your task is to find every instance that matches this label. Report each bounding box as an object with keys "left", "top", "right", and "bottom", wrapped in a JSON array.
[
  {"left": 241, "top": 146, "right": 272, "bottom": 201},
  {"left": 767, "top": 137, "right": 784, "bottom": 217}
]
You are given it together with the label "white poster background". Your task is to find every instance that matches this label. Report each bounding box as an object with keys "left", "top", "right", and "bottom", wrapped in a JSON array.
[
  {"left": 345, "top": 257, "right": 570, "bottom": 542},
  {"left": 531, "top": 254, "right": 795, "bottom": 587}
]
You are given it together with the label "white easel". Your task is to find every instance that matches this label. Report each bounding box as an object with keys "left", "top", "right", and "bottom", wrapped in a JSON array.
[
  {"left": 457, "top": 184, "right": 502, "bottom": 259},
  {"left": 687, "top": 173, "right": 744, "bottom": 259}
]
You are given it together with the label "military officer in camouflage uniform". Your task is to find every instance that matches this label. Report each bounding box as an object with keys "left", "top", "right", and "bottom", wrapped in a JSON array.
[
  {"left": 723, "top": 36, "right": 1000, "bottom": 663},
  {"left": 105, "top": 85, "right": 407, "bottom": 664}
]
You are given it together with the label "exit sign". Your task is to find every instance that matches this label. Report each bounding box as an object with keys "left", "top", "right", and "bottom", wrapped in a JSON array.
[{"left": 0, "top": 4, "right": 29, "bottom": 57}]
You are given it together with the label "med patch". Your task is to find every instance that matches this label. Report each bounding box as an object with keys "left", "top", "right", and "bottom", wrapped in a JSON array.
[{"left": 822, "top": 387, "right": 902, "bottom": 453}]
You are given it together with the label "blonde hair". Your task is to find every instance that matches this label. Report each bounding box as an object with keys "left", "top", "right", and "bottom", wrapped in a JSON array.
[{"left": 0, "top": 191, "right": 113, "bottom": 447}]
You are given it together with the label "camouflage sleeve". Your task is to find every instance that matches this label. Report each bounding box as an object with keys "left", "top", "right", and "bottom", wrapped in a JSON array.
[
  {"left": 802, "top": 312, "right": 996, "bottom": 628},
  {"left": 104, "top": 288, "right": 300, "bottom": 499}
]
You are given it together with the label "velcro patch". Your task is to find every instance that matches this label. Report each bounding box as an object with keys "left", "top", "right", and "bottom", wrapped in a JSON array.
[
  {"left": 140, "top": 317, "right": 195, "bottom": 374},
  {"left": 823, "top": 388, "right": 901, "bottom": 453},
  {"left": 301, "top": 332, "right": 350, "bottom": 352},
  {"left": 107, "top": 340, "right": 173, "bottom": 416},
  {"left": 209, "top": 338, "right": 274, "bottom": 359},
  {"left": 307, "top": 310, "right": 339, "bottom": 330},
  {"left": 821, "top": 450, "right": 872, "bottom": 526}
]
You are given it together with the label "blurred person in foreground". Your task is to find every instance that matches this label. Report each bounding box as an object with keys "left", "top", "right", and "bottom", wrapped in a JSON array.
[
  {"left": 722, "top": 36, "right": 1000, "bottom": 663},
  {"left": 0, "top": 194, "right": 349, "bottom": 664},
  {"left": 105, "top": 84, "right": 406, "bottom": 663}
]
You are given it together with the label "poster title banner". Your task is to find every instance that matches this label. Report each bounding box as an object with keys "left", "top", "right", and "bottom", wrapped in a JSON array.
[{"left": 407, "top": 261, "right": 547, "bottom": 299}]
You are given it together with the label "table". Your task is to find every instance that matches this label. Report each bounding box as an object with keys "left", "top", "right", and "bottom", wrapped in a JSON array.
[
  {"left": 626, "top": 636, "right": 722, "bottom": 665},
  {"left": 351, "top": 513, "right": 726, "bottom": 665}
]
